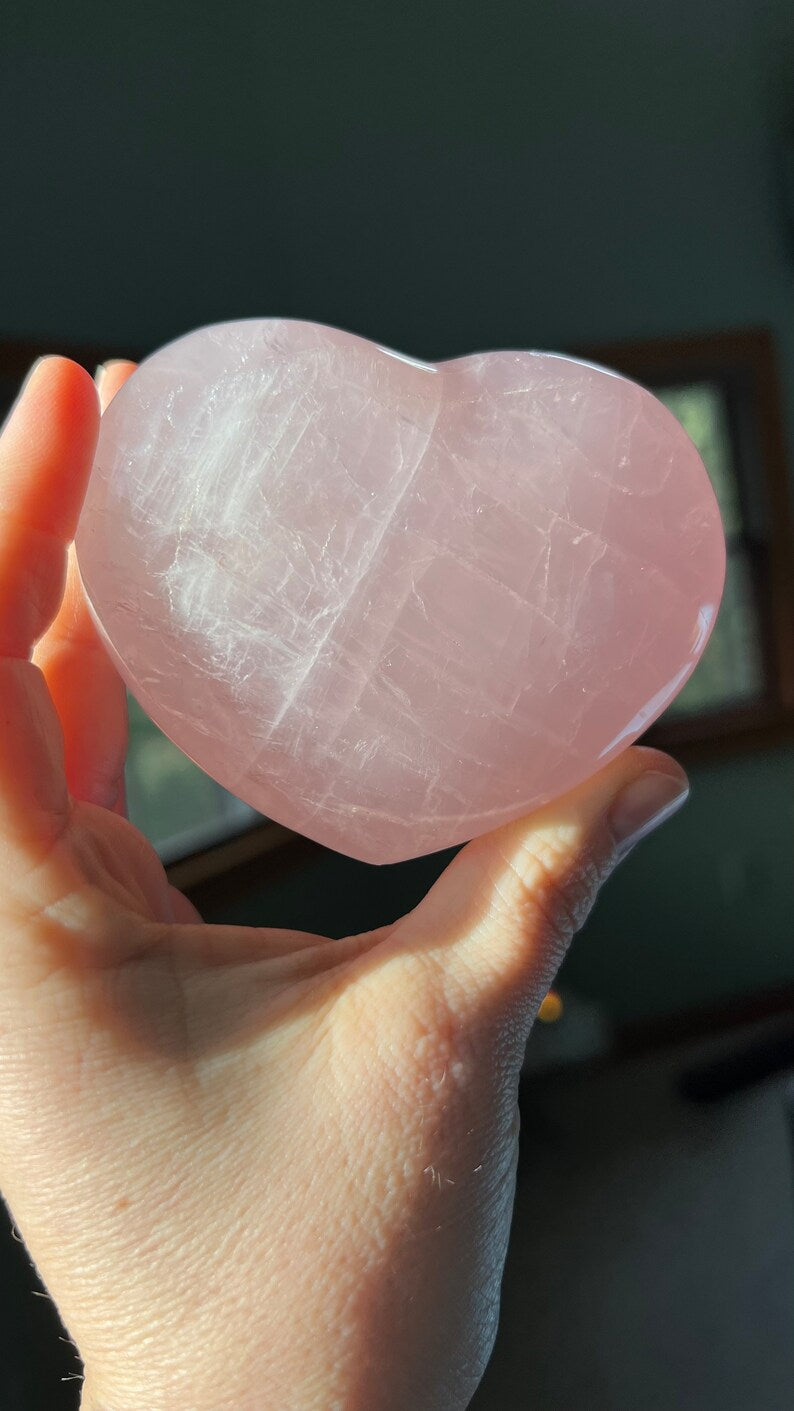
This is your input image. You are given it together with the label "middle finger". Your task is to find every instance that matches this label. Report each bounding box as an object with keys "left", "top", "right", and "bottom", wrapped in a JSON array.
[{"left": 33, "top": 361, "right": 138, "bottom": 814}]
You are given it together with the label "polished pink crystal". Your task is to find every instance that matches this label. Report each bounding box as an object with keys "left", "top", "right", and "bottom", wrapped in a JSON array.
[{"left": 75, "top": 319, "right": 725, "bottom": 864}]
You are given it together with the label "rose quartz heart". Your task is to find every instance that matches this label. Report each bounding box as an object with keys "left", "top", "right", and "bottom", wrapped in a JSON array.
[{"left": 75, "top": 319, "right": 725, "bottom": 864}]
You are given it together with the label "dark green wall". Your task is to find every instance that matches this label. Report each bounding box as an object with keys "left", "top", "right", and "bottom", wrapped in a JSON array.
[{"left": 4, "top": 0, "right": 794, "bottom": 1026}]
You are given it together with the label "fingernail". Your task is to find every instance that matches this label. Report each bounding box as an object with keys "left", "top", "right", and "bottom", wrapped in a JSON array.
[{"left": 608, "top": 770, "right": 690, "bottom": 861}]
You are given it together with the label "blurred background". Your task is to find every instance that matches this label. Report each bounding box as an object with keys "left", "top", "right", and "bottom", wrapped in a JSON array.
[{"left": 3, "top": 1, "right": 794, "bottom": 1406}]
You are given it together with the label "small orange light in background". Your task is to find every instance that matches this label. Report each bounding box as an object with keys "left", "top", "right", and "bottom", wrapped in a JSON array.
[{"left": 537, "top": 990, "right": 564, "bottom": 1024}]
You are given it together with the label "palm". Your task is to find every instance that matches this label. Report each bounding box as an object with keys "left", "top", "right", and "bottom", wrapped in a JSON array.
[
  {"left": 0, "top": 356, "right": 532, "bottom": 1409},
  {"left": 7, "top": 739, "right": 515, "bottom": 1411},
  {"left": 0, "top": 354, "right": 660, "bottom": 1409}
]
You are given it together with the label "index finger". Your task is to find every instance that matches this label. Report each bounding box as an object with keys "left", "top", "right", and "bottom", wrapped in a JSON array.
[
  {"left": 33, "top": 360, "right": 138, "bottom": 816},
  {"left": 0, "top": 357, "right": 100, "bottom": 657},
  {"left": 0, "top": 357, "right": 100, "bottom": 864}
]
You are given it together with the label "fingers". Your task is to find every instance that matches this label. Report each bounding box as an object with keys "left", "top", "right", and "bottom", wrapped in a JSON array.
[
  {"left": 0, "top": 357, "right": 100, "bottom": 656},
  {"left": 167, "top": 885, "right": 204, "bottom": 924},
  {"left": 0, "top": 358, "right": 101, "bottom": 864},
  {"left": 393, "top": 745, "right": 689, "bottom": 1037},
  {"left": 33, "top": 361, "right": 138, "bottom": 814},
  {"left": 95, "top": 360, "right": 138, "bottom": 402}
]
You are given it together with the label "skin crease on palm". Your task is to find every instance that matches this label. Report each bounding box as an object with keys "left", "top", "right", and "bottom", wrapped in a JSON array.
[{"left": 0, "top": 356, "right": 689, "bottom": 1411}]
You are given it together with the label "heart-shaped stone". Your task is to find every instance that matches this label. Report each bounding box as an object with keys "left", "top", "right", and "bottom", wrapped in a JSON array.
[{"left": 75, "top": 319, "right": 725, "bottom": 864}]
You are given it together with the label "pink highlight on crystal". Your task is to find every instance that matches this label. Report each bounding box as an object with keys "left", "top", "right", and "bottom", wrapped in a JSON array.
[{"left": 75, "top": 319, "right": 725, "bottom": 863}]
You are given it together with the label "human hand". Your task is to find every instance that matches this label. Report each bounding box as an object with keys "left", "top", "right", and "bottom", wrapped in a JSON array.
[{"left": 0, "top": 356, "right": 689, "bottom": 1411}]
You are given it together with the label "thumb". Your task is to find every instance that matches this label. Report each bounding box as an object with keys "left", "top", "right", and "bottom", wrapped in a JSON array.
[{"left": 394, "top": 745, "right": 689, "bottom": 1036}]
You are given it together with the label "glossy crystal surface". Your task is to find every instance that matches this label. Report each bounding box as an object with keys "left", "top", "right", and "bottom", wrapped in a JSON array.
[{"left": 75, "top": 319, "right": 725, "bottom": 863}]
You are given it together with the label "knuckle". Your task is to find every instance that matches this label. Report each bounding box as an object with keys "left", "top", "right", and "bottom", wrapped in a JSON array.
[{"left": 502, "top": 832, "right": 608, "bottom": 950}]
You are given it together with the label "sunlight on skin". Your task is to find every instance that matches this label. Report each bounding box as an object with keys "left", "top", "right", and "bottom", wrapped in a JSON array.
[{"left": 0, "top": 356, "right": 686, "bottom": 1411}]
